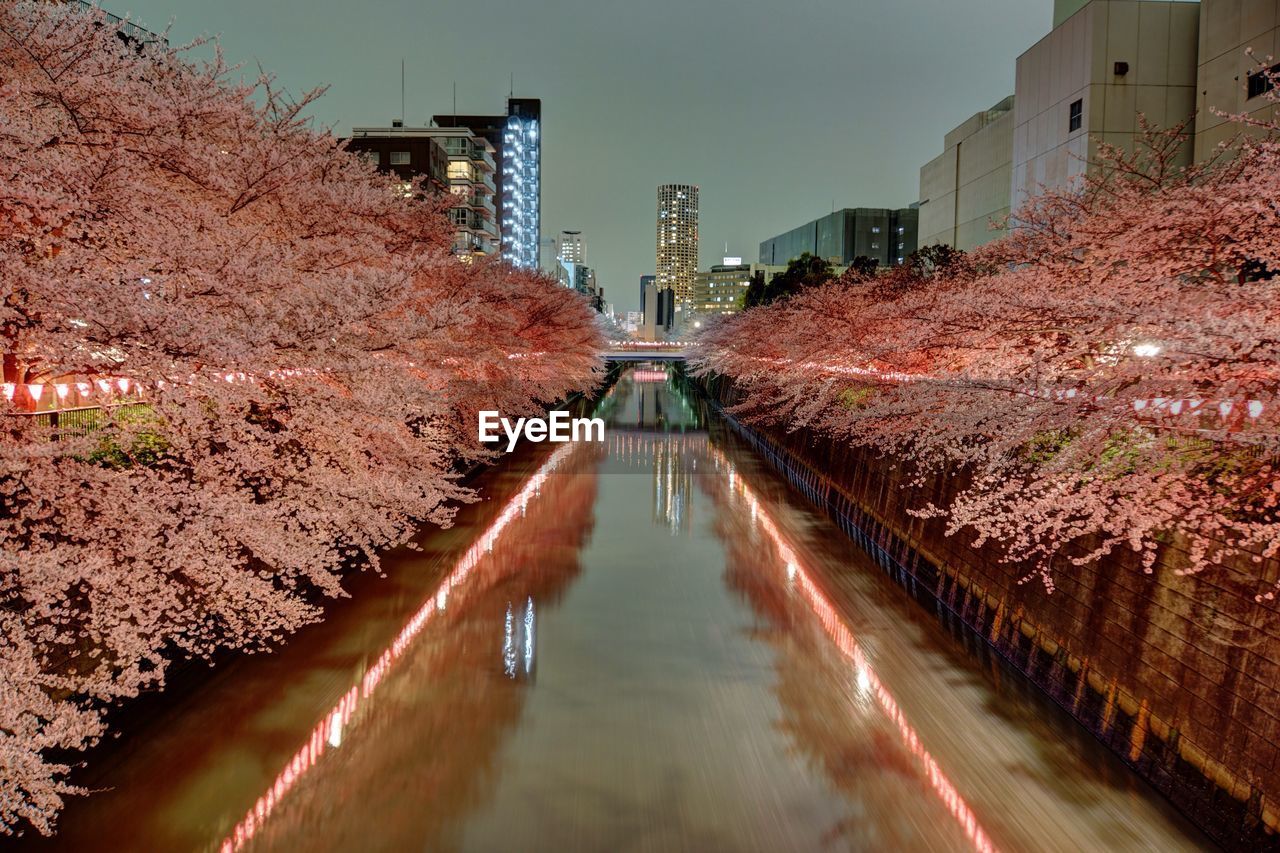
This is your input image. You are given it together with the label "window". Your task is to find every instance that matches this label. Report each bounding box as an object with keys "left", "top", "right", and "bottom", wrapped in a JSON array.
[
  {"left": 871, "top": 226, "right": 881, "bottom": 234},
  {"left": 1068, "top": 99, "right": 1083, "bottom": 133},
  {"left": 361, "top": 151, "right": 381, "bottom": 167},
  {"left": 390, "top": 151, "right": 411, "bottom": 165},
  {"left": 1247, "top": 63, "right": 1280, "bottom": 99}
]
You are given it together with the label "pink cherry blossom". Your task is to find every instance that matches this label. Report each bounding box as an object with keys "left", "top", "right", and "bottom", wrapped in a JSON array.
[
  {"left": 0, "top": 2, "right": 601, "bottom": 834},
  {"left": 696, "top": 116, "right": 1280, "bottom": 601}
]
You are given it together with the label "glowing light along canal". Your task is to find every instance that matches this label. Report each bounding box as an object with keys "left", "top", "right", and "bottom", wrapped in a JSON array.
[
  {"left": 713, "top": 447, "right": 1000, "bottom": 853},
  {"left": 219, "top": 441, "right": 578, "bottom": 852}
]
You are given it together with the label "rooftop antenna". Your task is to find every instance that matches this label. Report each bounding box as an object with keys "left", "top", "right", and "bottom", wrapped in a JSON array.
[
  {"left": 400, "top": 59, "right": 405, "bottom": 126},
  {"left": 510, "top": 72, "right": 514, "bottom": 98},
  {"left": 452, "top": 81, "right": 457, "bottom": 117}
]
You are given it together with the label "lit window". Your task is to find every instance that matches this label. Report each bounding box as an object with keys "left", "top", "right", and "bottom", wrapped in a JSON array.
[
  {"left": 872, "top": 226, "right": 880, "bottom": 234},
  {"left": 1068, "top": 99, "right": 1083, "bottom": 133},
  {"left": 390, "top": 151, "right": 411, "bottom": 165}
]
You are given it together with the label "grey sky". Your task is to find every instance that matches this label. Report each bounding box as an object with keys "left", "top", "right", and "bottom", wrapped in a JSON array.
[{"left": 114, "top": 0, "right": 1052, "bottom": 312}]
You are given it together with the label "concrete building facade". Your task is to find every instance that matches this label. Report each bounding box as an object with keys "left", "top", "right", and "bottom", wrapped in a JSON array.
[
  {"left": 554, "top": 230, "right": 585, "bottom": 265},
  {"left": 691, "top": 263, "right": 777, "bottom": 317},
  {"left": 347, "top": 124, "right": 498, "bottom": 258},
  {"left": 641, "top": 281, "right": 676, "bottom": 339},
  {"left": 758, "top": 208, "right": 918, "bottom": 268},
  {"left": 1011, "top": 0, "right": 1200, "bottom": 211},
  {"left": 656, "top": 185, "right": 700, "bottom": 303},
  {"left": 1194, "top": 0, "right": 1280, "bottom": 160},
  {"left": 917, "top": 96, "right": 1016, "bottom": 250},
  {"left": 433, "top": 97, "right": 542, "bottom": 269}
]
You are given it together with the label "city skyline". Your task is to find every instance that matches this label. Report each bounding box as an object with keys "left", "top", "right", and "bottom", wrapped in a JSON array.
[
  {"left": 7, "top": 3, "right": 1280, "bottom": 849},
  {"left": 104, "top": 0, "right": 1052, "bottom": 311}
]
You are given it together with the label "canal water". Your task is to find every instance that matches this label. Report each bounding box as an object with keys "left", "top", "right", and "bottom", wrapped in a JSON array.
[{"left": 23, "top": 368, "right": 1210, "bottom": 852}]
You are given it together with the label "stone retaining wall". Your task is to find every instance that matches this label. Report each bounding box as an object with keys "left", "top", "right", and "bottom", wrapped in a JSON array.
[{"left": 698, "top": 373, "right": 1279, "bottom": 852}]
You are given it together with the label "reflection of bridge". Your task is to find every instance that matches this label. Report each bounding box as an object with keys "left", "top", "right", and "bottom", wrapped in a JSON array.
[{"left": 602, "top": 341, "right": 693, "bottom": 362}]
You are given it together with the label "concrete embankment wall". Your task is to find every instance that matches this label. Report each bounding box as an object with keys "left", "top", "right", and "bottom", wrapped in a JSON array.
[{"left": 696, "top": 373, "right": 1280, "bottom": 852}]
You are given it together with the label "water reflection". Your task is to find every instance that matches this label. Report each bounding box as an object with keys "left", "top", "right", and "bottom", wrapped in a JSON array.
[
  {"left": 22, "top": 369, "right": 1207, "bottom": 852},
  {"left": 229, "top": 440, "right": 604, "bottom": 852},
  {"left": 699, "top": 443, "right": 995, "bottom": 851},
  {"left": 502, "top": 597, "right": 536, "bottom": 681}
]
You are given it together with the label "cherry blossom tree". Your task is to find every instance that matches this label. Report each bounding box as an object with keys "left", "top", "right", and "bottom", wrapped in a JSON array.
[
  {"left": 697, "top": 115, "right": 1280, "bottom": 599},
  {"left": 0, "top": 1, "right": 601, "bottom": 834}
]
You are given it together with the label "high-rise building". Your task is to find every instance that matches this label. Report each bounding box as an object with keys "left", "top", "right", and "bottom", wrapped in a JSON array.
[
  {"left": 552, "top": 230, "right": 599, "bottom": 308},
  {"left": 655, "top": 184, "right": 699, "bottom": 303},
  {"left": 918, "top": 96, "right": 1015, "bottom": 251},
  {"left": 640, "top": 275, "right": 656, "bottom": 309},
  {"left": 555, "top": 230, "right": 585, "bottom": 265},
  {"left": 346, "top": 123, "right": 498, "bottom": 258},
  {"left": 759, "top": 208, "right": 918, "bottom": 267},
  {"left": 502, "top": 98, "right": 541, "bottom": 268},
  {"left": 433, "top": 97, "right": 541, "bottom": 269},
  {"left": 641, "top": 280, "right": 676, "bottom": 339},
  {"left": 1011, "top": 1, "right": 1199, "bottom": 211}
]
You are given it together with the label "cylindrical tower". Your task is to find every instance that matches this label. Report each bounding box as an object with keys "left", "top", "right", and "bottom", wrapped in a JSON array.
[{"left": 655, "top": 184, "right": 699, "bottom": 304}]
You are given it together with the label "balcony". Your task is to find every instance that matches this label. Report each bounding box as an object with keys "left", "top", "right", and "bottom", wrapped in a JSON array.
[
  {"left": 469, "top": 148, "right": 496, "bottom": 171},
  {"left": 469, "top": 194, "right": 497, "bottom": 218}
]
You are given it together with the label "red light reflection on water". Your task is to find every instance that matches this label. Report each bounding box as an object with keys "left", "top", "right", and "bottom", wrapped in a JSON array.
[
  {"left": 220, "top": 442, "right": 577, "bottom": 852},
  {"left": 715, "top": 450, "right": 999, "bottom": 853}
]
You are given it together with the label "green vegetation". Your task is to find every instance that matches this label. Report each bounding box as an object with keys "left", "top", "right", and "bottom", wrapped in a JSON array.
[{"left": 744, "top": 253, "right": 835, "bottom": 307}]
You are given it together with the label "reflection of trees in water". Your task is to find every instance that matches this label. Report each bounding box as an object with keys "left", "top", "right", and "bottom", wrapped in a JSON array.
[
  {"left": 697, "top": 457, "right": 971, "bottom": 852},
  {"left": 248, "top": 445, "right": 604, "bottom": 852}
]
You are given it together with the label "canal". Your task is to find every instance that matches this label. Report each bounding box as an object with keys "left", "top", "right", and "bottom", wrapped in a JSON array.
[{"left": 23, "top": 368, "right": 1211, "bottom": 851}]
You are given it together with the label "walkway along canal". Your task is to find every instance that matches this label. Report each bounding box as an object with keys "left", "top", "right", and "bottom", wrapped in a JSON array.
[{"left": 20, "top": 368, "right": 1211, "bottom": 851}]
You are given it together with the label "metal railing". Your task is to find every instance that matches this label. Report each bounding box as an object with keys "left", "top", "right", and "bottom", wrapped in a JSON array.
[
  {"left": 75, "top": 1, "right": 166, "bottom": 45},
  {"left": 11, "top": 403, "right": 151, "bottom": 439}
]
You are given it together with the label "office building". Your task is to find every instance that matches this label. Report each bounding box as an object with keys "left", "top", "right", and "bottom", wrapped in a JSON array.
[
  {"left": 1194, "top": 0, "right": 1280, "bottom": 160},
  {"left": 759, "top": 208, "right": 918, "bottom": 267},
  {"left": 347, "top": 123, "right": 498, "bottom": 258},
  {"left": 555, "top": 230, "right": 586, "bottom": 265},
  {"left": 690, "top": 262, "right": 780, "bottom": 317},
  {"left": 656, "top": 184, "right": 700, "bottom": 303},
  {"left": 1011, "top": 0, "right": 1200, "bottom": 210},
  {"left": 641, "top": 280, "right": 676, "bottom": 339},
  {"left": 918, "top": 96, "right": 1016, "bottom": 250},
  {"left": 434, "top": 97, "right": 542, "bottom": 269}
]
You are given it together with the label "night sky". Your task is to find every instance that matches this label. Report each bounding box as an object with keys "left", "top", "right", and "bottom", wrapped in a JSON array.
[{"left": 112, "top": 0, "right": 1052, "bottom": 312}]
